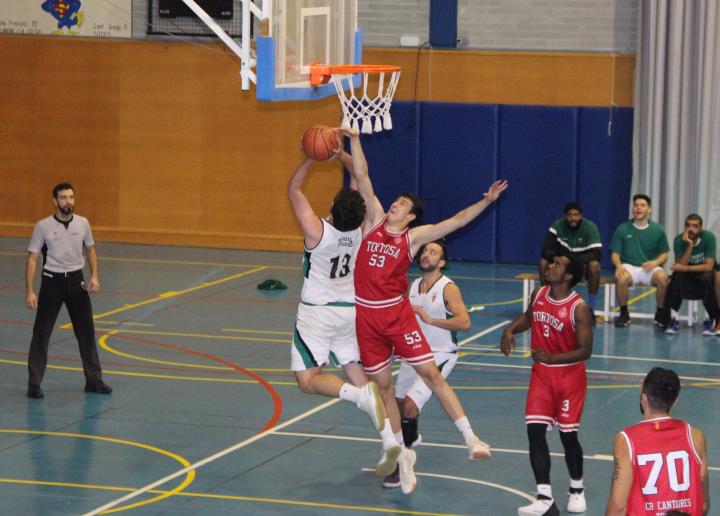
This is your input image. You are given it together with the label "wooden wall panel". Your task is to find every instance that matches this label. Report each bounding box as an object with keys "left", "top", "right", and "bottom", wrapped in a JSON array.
[
  {"left": 364, "top": 48, "right": 634, "bottom": 107},
  {"left": 0, "top": 37, "right": 634, "bottom": 251}
]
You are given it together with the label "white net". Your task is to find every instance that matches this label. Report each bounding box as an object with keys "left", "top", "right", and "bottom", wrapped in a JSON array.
[{"left": 331, "top": 70, "right": 401, "bottom": 133}]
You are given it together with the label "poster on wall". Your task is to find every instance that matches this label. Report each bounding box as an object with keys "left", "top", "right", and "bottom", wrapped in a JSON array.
[{"left": 0, "top": 1, "right": 132, "bottom": 38}]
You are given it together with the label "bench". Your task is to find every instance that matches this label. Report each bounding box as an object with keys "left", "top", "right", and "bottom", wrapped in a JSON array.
[{"left": 514, "top": 273, "right": 698, "bottom": 326}]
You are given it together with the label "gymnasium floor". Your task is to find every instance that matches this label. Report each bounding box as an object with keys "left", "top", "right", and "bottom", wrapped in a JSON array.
[{"left": 0, "top": 237, "right": 717, "bottom": 515}]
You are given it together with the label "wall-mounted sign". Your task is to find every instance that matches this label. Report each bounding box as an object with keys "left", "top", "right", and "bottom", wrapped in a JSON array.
[{"left": 0, "top": 1, "right": 132, "bottom": 38}]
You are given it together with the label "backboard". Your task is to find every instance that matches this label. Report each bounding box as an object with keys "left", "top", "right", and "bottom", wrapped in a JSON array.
[{"left": 256, "top": 0, "right": 360, "bottom": 101}]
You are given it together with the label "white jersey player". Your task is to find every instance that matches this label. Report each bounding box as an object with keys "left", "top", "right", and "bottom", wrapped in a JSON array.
[
  {"left": 384, "top": 240, "right": 472, "bottom": 488},
  {"left": 287, "top": 137, "right": 401, "bottom": 478}
]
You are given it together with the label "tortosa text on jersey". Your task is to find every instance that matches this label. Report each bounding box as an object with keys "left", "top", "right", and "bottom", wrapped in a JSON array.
[
  {"left": 533, "top": 311, "right": 565, "bottom": 331},
  {"left": 364, "top": 241, "right": 401, "bottom": 258}
]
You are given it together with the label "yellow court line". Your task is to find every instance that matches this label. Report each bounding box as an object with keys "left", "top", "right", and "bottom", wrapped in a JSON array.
[
  {"left": 0, "top": 430, "right": 194, "bottom": 513},
  {"left": 94, "top": 321, "right": 155, "bottom": 327},
  {"left": 222, "top": 328, "right": 293, "bottom": 335},
  {"left": 607, "top": 287, "right": 657, "bottom": 313},
  {"left": 0, "top": 251, "right": 300, "bottom": 271},
  {"left": 0, "top": 358, "right": 296, "bottom": 385},
  {"left": 92, "top": 328, "right": 290, "bottom": 344},
  {"left": 0, "top": 478, "right": 454, "bottom": 516},
  {"left": 98, "top": 334, "right": 287, "bottom": 371},
  {"left": 91, "top": 266, "right": 269, "bottom": 321}
]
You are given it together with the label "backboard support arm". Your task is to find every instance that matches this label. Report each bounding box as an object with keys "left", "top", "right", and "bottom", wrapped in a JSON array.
[{"left": 180, "top": 0, "right": 270, "bottom": 89}]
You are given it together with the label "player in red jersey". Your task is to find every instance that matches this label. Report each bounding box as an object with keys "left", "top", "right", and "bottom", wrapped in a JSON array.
[
  {"left": 501, "top": 256, "right": 594, "bottom": 515},
  {"left": 342, "top": 128, "right": 508, "bottom": 494},
  {"left": 605, "top": 367, "right": 709, "bottom": 516}
]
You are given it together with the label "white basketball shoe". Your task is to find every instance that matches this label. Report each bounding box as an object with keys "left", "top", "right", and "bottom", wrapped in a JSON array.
[{"left": 356, "top": 381, "right": 385, "bottom": 432}]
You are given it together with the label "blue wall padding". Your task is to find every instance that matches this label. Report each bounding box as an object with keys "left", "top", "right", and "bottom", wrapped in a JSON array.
[
  {"left": 360, "top": 103, "right": 421, "bottom": 207},
  {"left": 420, "top": 103, "right": 499, "bottom": 261},
  {"left": 577, "top": 107, "right": 634, "bottom": 266},
  {"left": 357, "top": 101, "right": 633, "bottom": 265},
  {"left": 496, "top": 106, "right": 579, "bottom": 263},
  {"left": 429, "top": 0, "right": 458, "bottom": 48}
]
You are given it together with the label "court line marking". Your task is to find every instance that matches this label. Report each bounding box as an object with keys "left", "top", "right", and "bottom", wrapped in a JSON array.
[
  {"left": 455, "top": 361, "right": 720, "bottom": 384},
  {"left": 90, "top": 266, "right": 268, "bottom": 322},
  {"left": 462, "top": 346, "right": 720, "bottom": 368},
  {"left": 0, "top": 358, "right": 296, "bottom": 385},
  {"left": 275, "top": 431, "right": 720, "bottom": 473},
  {"left": 361, "top": 469, "right": 534, "bottom": 502},
  {"left": 0, "top": 429, "right": 195, "bottom": 513},
  {"left": 0, "top": 478, "right": 454, "bottom": 516},
  {"left": 1, "top": 250, "right": 544, "bottom": 281},
  {"left": 95, "top": 328, "right": 290, "bottom": 343},
  {"left": 82, "top": 323, "right": 511, "bottom": 515}
]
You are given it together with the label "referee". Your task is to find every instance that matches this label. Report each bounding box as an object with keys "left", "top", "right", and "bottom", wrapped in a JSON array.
[{"left": 25, "top": 183, "right": 112, "bottom": 399}]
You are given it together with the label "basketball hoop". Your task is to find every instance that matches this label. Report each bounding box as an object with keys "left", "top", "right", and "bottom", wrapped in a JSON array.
[{"left": 310, "top": 64, "right": 401, "bottom": 133}]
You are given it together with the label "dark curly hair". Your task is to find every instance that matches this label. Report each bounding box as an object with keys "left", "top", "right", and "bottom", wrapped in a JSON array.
[
  {"left": 642, "top": 367, "right": 680, "bottom": 413},
  {"left": 564, "top": 256, "right": 584, "bottom": 287},
  {"left": 398, "top": 192, "right": 424, "bottom": 227},
  {"left": 331, "top": 189, "right": 366, "bottom": 232}
]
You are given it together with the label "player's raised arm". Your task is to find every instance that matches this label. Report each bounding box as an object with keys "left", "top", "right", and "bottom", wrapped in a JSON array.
[
  {"left": 287, "top": 158, "right": 324, "bottom": 248},
  {"left": 409, "top": 180, "right": 508, "bottom": 255},
  {"left": 605, "top": 433, "right": 633, "bottom": 516},
  {"left": 337, "top": 127, "right": 384, "bottom": 232}
]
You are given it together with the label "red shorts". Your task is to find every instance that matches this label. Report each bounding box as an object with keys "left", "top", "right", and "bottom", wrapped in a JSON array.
[
  {"left": 525, "top": 362, "right": 587, "bottom": 432},
  {"left": 356, "top": 298, "right": 434, "bottom": 374}
]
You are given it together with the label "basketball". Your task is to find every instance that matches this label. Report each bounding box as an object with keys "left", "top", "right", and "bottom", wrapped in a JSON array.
[{"left": 301, "top": 125, "right": 339, "bottom": 161}]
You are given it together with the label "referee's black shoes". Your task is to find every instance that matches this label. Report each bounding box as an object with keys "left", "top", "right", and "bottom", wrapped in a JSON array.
[
  {"left": 84, "top": 381, "right": 113, "bottom": 395},
  {"left": 27, "top": 385, "right": 44, "bottom": 399}
]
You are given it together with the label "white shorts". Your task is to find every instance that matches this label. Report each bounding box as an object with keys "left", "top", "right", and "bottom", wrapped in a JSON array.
[
  {"left": 291, "top": 303, "right": 360, "bottom": 371},
  {"left": 622, "top": 263, "right": 663, "bottom": 287},
  {"left": 394, "top": 351, "right": 458, "bottom": 412}
]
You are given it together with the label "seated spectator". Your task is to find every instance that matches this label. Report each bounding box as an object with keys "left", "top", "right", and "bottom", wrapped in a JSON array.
[
  {"left": 664, "top": 214, "right": 719, "bottom": 335},
  {"left": 539, "top": 202, "right": 602, "bottom": 318},
  {"left": 716, "top": 266, "right": 720, "bottom": 335},
  {"left": 610, "top": 194, "right": 670, "bottom": 328}
]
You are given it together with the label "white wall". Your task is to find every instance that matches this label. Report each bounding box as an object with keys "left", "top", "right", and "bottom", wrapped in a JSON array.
[{"left": 132, "top": 0, "right": 637, "bottom": 52}]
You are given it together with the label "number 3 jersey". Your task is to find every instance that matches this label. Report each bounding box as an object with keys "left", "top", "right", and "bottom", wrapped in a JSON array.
[
  {"left": 622, "top": 417, "right": 704, "bottom": 516},
  {"left": 530, "top": 285, "right": 584, "bottom": 356},
  {"left": 301, "top": 219, "right": 361, "bottom": 305},
  {"left": 354, "top": 218, "right": 413, "bottom": 308}
]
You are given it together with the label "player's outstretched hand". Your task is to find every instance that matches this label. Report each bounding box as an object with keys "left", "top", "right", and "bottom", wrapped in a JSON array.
[
  {"left": 484, "top": 180, "right": 509, "bottom": 202},
  {"left": 500, "top": 329, "right": 515, "bottom": 356},
  {"left": 335, "top": 126, "right": 360, "bottom": 138}
]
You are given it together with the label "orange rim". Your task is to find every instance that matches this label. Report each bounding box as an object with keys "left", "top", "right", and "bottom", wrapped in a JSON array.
[{"left": 310, "top": 63, "right": 401, "bottom": 86}]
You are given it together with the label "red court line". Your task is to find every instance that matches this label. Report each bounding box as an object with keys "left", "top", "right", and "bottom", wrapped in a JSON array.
[
  {"left": 0, "top": 346, "right": 293, "bottom": 378},
  {"left": 110, "top": 333, "right": 283, "bottom": 431}
]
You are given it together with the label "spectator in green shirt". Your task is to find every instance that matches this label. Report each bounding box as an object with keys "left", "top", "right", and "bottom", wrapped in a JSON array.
[
  {"left": 664, "top": 214, "right": 719, "bottom": 335},
  {"left": 609, "top": 194, "right": 670, "bottom": 328},
  {"left": 716, "top": 265, "right": 720, "bottom": 335},
  {"left": 540, "top": 202, "right": 602, "bottom": 317}
]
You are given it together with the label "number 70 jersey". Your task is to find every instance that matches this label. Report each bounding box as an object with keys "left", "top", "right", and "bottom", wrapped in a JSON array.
[
  {"left": 622, "top": 417, "right": 704, "bottom": 516},
  {"left": 301, "top": 219, "right": 362, "bottom": 305}
]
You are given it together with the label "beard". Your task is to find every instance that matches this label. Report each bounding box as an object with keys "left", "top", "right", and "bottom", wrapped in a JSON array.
[
  {"left": 418, "top": 263, "right": 437, "bottom": 273},
  {"left": 59, "top": 205, "right": 74, "bottom": 215}
]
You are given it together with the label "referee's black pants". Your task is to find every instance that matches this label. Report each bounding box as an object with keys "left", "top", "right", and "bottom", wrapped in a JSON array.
[
  {"left": 665, "top": 271, "right": 720, "bottom": 321},
  {"left": 28, "top": 270, "right": 103, "bottom": 387}
]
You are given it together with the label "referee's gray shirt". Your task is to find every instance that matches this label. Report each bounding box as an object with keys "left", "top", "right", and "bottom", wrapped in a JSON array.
[{"left": 28, "top": 215, "right": 95, "bottom": 273}]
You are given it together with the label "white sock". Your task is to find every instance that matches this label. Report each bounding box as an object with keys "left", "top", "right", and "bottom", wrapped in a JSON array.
[
  {"left": 454, "top": 416, "right": 475, "bottom": 442},
  {"left": 338, "top": 383, "right": 360, "bottom": 403},
  {"left": 570, "top": 478, "right": 584, "bottom": 490},
  {"left": 537, "top": 484, "right": 553, "bottom": 499},
  {"left": 671, "top": 309, "right": 679, "bottom": 318},
  {"left": 380, "top": 422, "right": 397, "bottom": 449},
  {"left": 394, "top": 431, "right": 404, "bottom": 447}
]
